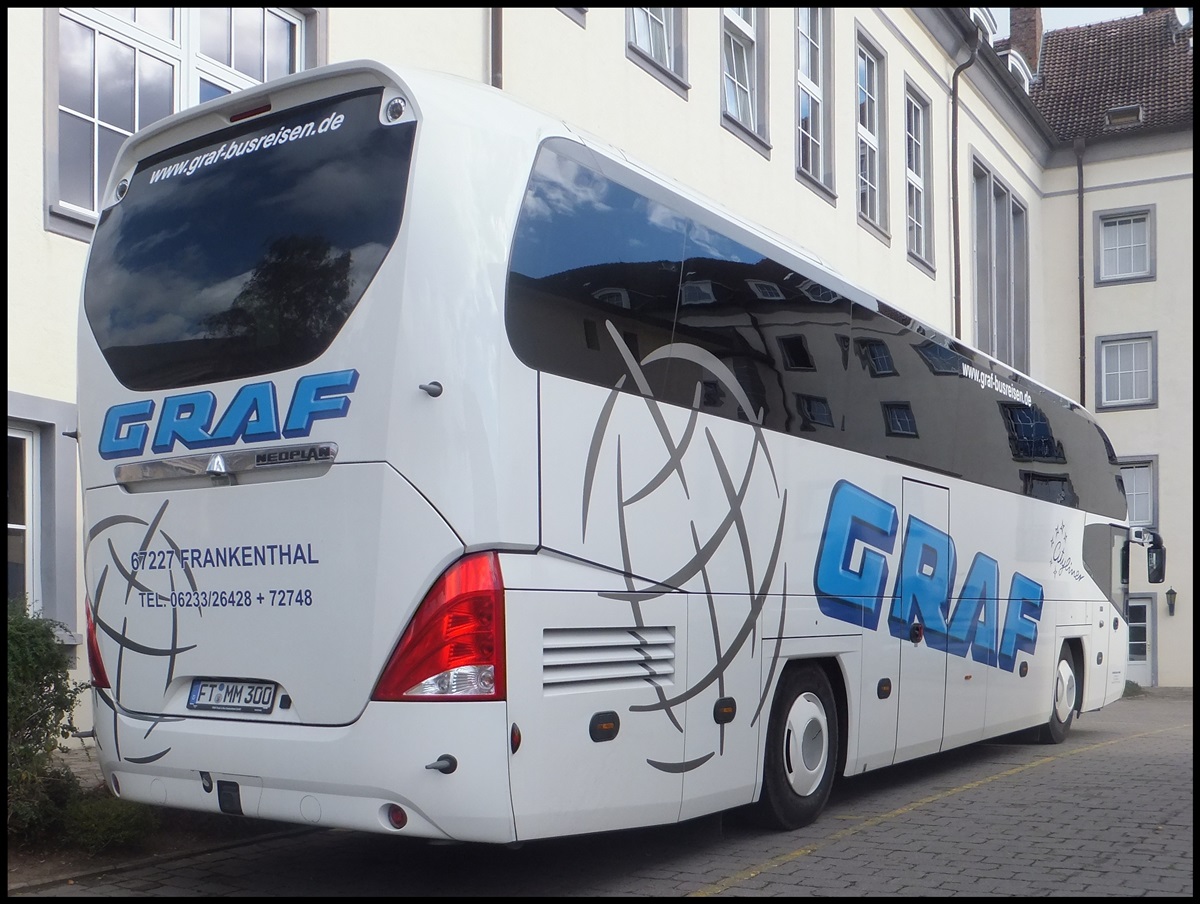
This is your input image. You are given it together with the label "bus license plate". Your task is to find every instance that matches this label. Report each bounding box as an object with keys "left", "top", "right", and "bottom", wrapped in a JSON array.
[{"left": 188, "top": 678, "right": 277, "bottom": 713}]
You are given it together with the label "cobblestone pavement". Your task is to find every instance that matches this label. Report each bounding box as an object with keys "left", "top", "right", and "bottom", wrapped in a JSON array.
[{"left": 13, "top": 687, "right": 1191, "bottom": 897}]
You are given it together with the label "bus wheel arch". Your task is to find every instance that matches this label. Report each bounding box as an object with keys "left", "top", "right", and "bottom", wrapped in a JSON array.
[
  {"left": 1040, "top": 640, "right": 1082, "bottom": 744},
  {"left": 753, "top": 659, "right": 842, "bottom": 830}
]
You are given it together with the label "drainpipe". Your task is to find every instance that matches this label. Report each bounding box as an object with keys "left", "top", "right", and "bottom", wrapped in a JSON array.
[
  {"left": 951, "top": 26, "right": 981, "bottom": 340},
  {"left": 1075, "top": 137, "right": 1086, "bottom": 405},
  {"left": 490, "top": 8, "right": 503, "bottom": 89}
]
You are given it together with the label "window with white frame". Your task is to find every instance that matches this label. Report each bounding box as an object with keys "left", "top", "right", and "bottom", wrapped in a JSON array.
[
  {"left": 968, "top": 7, "right": 997, "bottom": 46},
  {"left": 631, "top": 7, "right": 671, "bottom": 66},
  {"left": 905, "top": 86, "right": 933, "bottom": 267},
  {"left": 50, "top": 8, "right": 308, "bottom": 236},
  {"left": 722, "top": 8, "right": 767, "bottom": 144},
  {"left": 972, "top": 159, "right": 1029, "bottom": 372},
  {"left": 855, "top": 34, "right": 886, "bottom": 228},
  {"left": 7, "top": 396, "right": 79, "bottom": 635},
  {"left": 796, "top": 8, "right": 832, "bottom": 189},
  {"left": 746, "top": 279, "right": 783, "bottom": 300},
  {"left": 627, "top": 8, "right": 687, "bottom": 87},
  {"left": 8, "top": 425, "right": 40, "bottom": 614},
  {"left": 1119, "top": 460, "right": 1156, "bottom": 527},
  {"left": 882, "top": 402, "right": 917, "bottom": 437},
  {"left": 1094, "top": 206, "right": 1156, "bottom": 284},
  {"left": 1097, "top": 333, "right": 1157, "bottom": 409}
]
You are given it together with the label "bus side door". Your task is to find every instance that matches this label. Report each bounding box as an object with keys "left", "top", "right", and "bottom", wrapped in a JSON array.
[{"left": 892, "top": 479, "right": 951, "bottom": 763}]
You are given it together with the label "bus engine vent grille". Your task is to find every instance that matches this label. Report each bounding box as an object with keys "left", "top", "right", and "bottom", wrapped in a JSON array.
[{"left": 541, "top": 626, "right": 675, "bottom": 695}]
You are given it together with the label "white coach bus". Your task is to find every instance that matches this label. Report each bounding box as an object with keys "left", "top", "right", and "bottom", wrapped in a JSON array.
[{"left": 77, "top": 60, "right": 1165, "bottom": 844}]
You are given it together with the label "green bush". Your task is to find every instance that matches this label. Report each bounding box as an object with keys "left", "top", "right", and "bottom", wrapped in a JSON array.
[
  {"left": 7, "top": 599, "right": 88, "bottom": 843},
  {"left": 64, "top": 790, "right": 161, "bottom": 854}
]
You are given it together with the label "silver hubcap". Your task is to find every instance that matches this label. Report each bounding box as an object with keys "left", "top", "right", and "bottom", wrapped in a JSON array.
[
  {"left": 783, "top": 691, "right": 828, "bottom": 797},
  {"left": 1054, "top": 657, "right": 1076, "bottom": 723}
]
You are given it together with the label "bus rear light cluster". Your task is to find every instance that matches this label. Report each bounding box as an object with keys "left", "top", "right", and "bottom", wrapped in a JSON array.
[
  {"left": 84, "top": 597, "right": 111, "bottom": 689},
  {"left": 371, "top": 552, "right": 506, "bottom": 702}
]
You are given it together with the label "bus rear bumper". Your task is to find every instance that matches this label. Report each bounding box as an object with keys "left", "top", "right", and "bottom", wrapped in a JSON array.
[{"left": 94, "top": 699, "right": 516, "bottom": 843}]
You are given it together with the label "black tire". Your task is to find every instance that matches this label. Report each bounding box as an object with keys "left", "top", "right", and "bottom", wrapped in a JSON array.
[
  {"left": 1039, "top": 644, "right": 1077, "bottom": 744},
  {"left": 753, "top": 663, "right": 838, "bottom": 830}
]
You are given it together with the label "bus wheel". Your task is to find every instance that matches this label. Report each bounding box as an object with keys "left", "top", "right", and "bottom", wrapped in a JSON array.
[
  {"left": 754, "top": 663, "right": 838, "bottom": 830},
  {"left": 1039, "top": 644, "right": 1077, "bottom": 744}
]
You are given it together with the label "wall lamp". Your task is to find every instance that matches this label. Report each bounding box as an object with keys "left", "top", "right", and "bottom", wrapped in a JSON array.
[{"left": 1166, "top": 587, "right": 1177, "bottom": 617}]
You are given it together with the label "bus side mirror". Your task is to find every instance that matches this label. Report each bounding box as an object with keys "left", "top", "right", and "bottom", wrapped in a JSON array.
[{"left": 1147, "top": 542, "right": 1166, "bottom": 584}]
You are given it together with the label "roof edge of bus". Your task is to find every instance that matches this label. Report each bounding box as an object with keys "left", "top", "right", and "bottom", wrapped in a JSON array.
[{"left": 105, "top": 60, "right": 403, "bottom": 170}]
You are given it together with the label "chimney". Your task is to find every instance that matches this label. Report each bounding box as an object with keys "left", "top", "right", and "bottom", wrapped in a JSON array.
[{"left": 1009, "top": 8, "right": 1044, "bottom": 73}]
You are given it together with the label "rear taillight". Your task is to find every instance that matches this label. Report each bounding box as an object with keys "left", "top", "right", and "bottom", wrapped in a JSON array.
[
  {"left": 84, "top": 598, "right": 111, "bottom": 689},
  {"left": 371, "top": 552, "right": 505, "bottom": 701}
]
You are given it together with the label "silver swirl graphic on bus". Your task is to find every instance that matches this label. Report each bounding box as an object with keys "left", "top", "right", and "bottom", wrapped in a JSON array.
[
  {"left": 85, "top": 503, "right": 198, "bottom": 766},
  {"left": 581, "top": 320, "right": 791, "bottom": 773}
]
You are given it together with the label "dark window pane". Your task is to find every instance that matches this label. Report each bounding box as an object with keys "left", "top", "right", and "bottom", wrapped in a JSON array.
[
  {"left": 7, "top": 436, "right": 25, "bottom": 524},
  {"left": 98, "top": 125, "right": 126, "bottom": 198},
  {"left": 266, "top": 12, "right": 296, "bottom": 81},
  {"left": 58, "top": 111, "right": 95, "bottom": 209},
  {"left": 8, "top": 527, "right": 27, "bottom": 603},
  {"left": 778, "top": 334, "right": 814, "bottom": 369},
  {"left": 199, "top": 78, "right": 230, "bottom": 104},
  {"left": 200, "top": 8, "right": 231, "bottom": 65},
  {"left": 138, "top": 53, "right": 173, "bottom": 129},
  {"left": 59, "top": 16, "right": 95, "bottom": 116},
  {"left": 135, "top": 7, "right": 174, "bottom": 39},
  {"left": 234, "top": 7, "right": 264, "bottom": 80},
  {"left": 83, "top": 88, "right": 412, "bottom": 390},
  {"left": 97, "top": 33, "right": 136, "bottom": 132}
]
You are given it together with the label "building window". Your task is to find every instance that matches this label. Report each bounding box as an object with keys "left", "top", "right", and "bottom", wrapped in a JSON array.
[
  {"left": 914, "top": 340, "right": 961, "bottom": 375},
  {"left": 855, "top": 33, "right": 886, "bottom": 230},
  {"left": 1119, "top": 459, "right": 1156, "bottom": 527},
  {"left": 7, "top": 393, "right": 79, "bottom": 638},
  {"left": 795, "top": 8, "right": 832, "bottom": 189},
  {"left": 882, "top": 402, "right": 917, "bottom": 437},
  {"left": 722, "top": 8, "right": 768, "bottom": 146},
  {"left": 968, "top": 8, "right": 997, "bottom": 46},
  {"left": 778, "top": 334, "right": 816, "bottom": 370},
  {"left": 746, "top": 279, "right": 784, "bottom": 300},
  {"left": 8, "top": 426, "right": 39, "bottom": 614},
  {"left": 1094, "top": 206, "right": 1156, "bottom": 285},
  {"left": 594, "top": 287, "right": 632, "bottom": 309},
  {"left": 1125, "top": 597, "right": 1149, "bottom": 663},
  {"left": 681, "top": 280, "right": 717, "bottom": 305},
  {"left": 627, "top": 8, "right": 688, "bottom": 91},
  {"left": 1004, "top": 50, "right": 1032, "bottom": 94},
  {"left": 1097, "top": 333, "right": 1157, "bottom": 410},
  {"left": 856, "top": 338, "right": 897, "bottom": 376},
  {"left": 1000, "top": 403, "right": 1063, "bottom": 463},
  {"left": 50, "top": 7, "right": 309, "bottom": 239},
  {"left": 904, "top": 85, "right": 933, "bottom": 268},
  {"left": 972, "top": 160, "right": 1029, "bottom": 372},
  {"left": 1021, "top": 472, "right": 1079, "bottom": 507},
  {"left": 797, "top": 394, "right": 835, "bottom": 429}
]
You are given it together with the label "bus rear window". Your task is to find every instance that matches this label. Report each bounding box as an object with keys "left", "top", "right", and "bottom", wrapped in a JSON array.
[{"left": 83, "top": 87, "right": 413, "bottom": 391}]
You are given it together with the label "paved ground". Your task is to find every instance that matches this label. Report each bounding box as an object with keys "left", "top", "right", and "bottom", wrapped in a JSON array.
[{"left": 11, "top": 686, "right": 1192, "bottom": 896}]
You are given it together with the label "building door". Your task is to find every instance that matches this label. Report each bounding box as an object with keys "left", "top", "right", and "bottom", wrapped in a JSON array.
[{"left": 1125, "top": 596, "right": 1153, "bottom": 687}]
